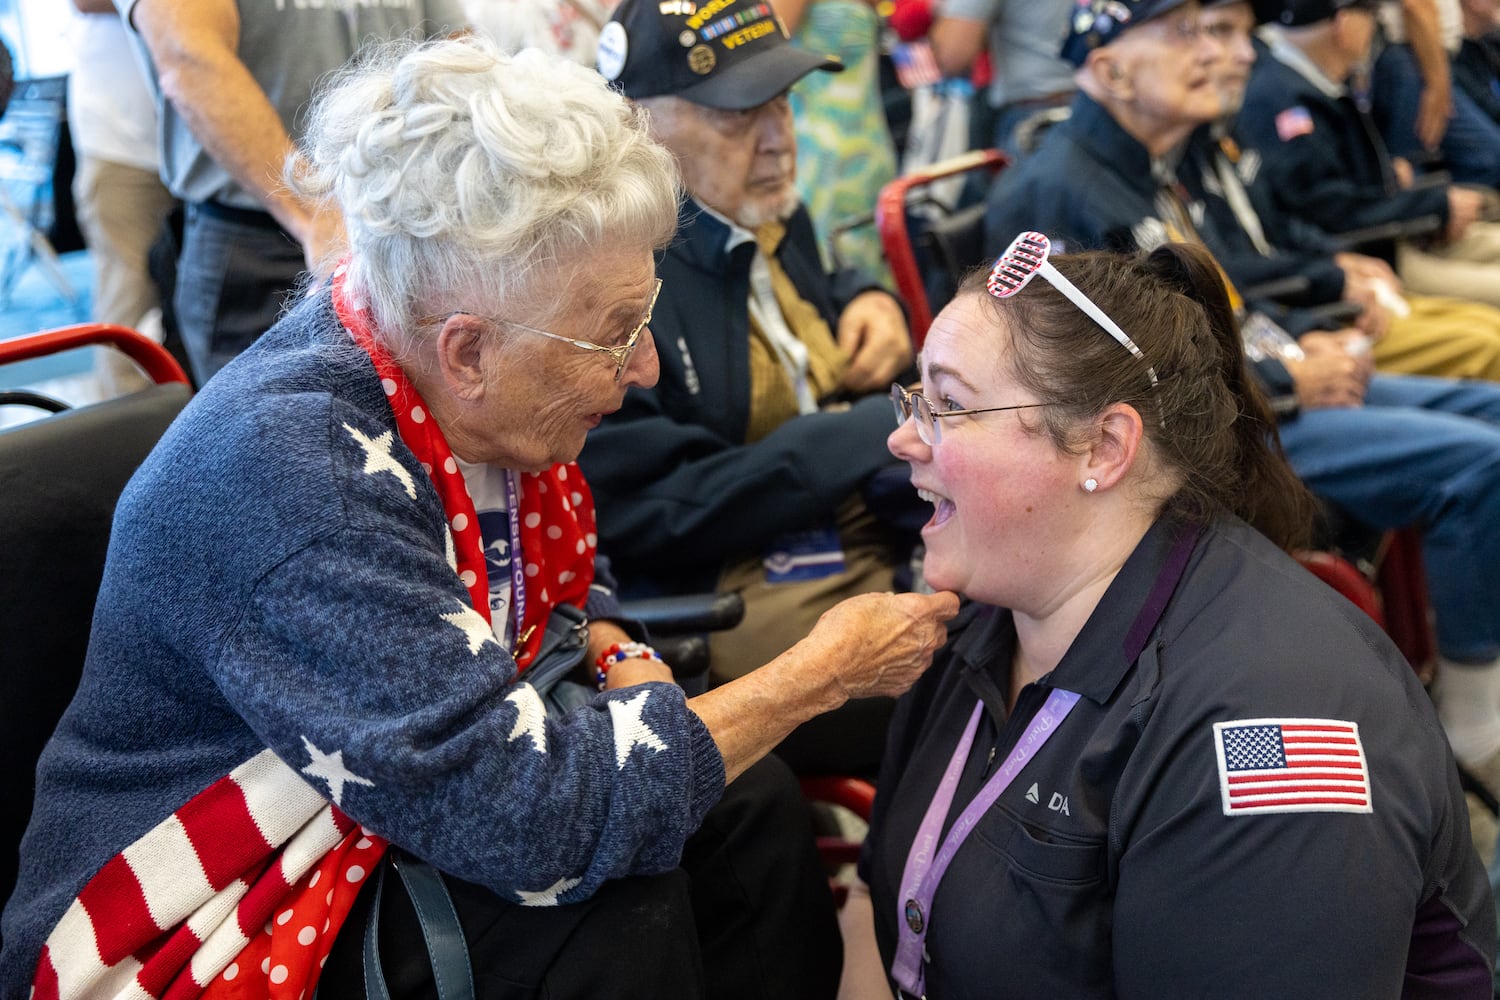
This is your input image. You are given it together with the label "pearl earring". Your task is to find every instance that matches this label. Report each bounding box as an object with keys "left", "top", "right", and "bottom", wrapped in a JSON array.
[{"left": 1084, "top": 478, "right": 1098, "bottom": 493}]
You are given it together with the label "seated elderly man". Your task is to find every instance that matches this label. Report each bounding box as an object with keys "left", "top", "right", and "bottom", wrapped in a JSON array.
[
  {"left": 983, "top": 0, "right": 1500, "bottom": 782},
  {"left": 1186, "top": 0, "right": 1500, "bottom": 383},
  {"left": 1238, "top": 0, "right": 1500, "bottom": 309},
  {"left": 581, "top": 0, "right": 918, "bottom": 769}
]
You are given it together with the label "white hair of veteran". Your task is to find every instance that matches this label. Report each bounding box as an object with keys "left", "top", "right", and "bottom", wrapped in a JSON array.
[{"left": 293, "top": 36, "right": 680, "bottom": 351}]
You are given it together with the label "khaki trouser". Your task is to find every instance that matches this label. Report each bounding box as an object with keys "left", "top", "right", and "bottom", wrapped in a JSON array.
[
  {"left": 1398, "top": 220, "right": 1500, "bottom": 310},
  {"left": 73, "top": 155, "right": 177, "bottom": 395},
  {"left": 72, "top": 154, "right": 175, "bottom": 330},
  {"left": 1374, "top": 294, "right": 1500, "bottom": 382},
  {"left": 708, "top": 500, "right": 901, "bottom": 685}
]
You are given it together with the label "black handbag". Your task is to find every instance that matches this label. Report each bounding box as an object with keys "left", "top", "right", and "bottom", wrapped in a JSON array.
[
  {"left": 520, "top": 601, "right": 595, "bottom": 714},
  {"left": 363, "top": 850, "right": 473, "bottom": 1000},
  {"left": 359, "top": 604, "right": 594, "bottom": 999}
]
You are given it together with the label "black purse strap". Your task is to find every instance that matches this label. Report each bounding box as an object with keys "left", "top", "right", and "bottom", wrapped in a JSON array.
[{"left": 363, "top": 851, "right": 476, "bottom": 1000}]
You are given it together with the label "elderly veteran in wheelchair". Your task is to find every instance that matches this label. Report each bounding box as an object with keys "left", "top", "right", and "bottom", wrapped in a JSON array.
[
  {"left": 0, "top": 36, "right": 957, "bottom": 1000},
  {"left": 582, "top": 0, "right": 924, "bottom": 779}
]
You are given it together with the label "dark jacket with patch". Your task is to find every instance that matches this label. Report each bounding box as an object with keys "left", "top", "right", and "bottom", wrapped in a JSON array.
[
  {"left": 862, "top": 514, "right": 1494, "bottom": 999},
  {"left": 1237, "top": 37, "right": 1451, "bottom": 239}
]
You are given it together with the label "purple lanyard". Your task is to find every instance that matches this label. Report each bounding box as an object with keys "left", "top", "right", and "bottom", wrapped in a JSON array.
[
  {"left": 889, "top": 524, "right": 1201, "bottom": 997},
  {"left": 503, "top": 470, "right": 526, "bottom": 646},
  {"left": 890, "top": 687, "right": 1081, "bottom": 998}
]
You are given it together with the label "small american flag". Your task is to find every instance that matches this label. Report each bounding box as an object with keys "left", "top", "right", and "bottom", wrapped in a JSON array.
[
  {"left": 1275, "top": 106, "right": 1315, "bottom": 142},
  {"left": 1214, "top": 718, "right": 1372, "bottom": 816},
  {"left": 891, "top": 40, "right": 942, "bottom": 90}
]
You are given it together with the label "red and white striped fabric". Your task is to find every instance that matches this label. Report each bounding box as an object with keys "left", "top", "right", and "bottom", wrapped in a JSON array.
[{"left": 30, "top": 749, "right": 381, "bottom": 1000}]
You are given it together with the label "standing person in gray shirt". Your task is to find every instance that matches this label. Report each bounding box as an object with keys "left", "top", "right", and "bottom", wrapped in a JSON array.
[
  {"left": 117, "top": 0, "right": 467, "bottom": 385},
  {"left": 926, "top": 0, "right": 1076, "bottom": 153}
]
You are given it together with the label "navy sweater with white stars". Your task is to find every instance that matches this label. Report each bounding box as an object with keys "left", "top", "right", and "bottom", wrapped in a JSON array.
[{"left": 0, "top": 289, "right": 726, "bottom": 995}]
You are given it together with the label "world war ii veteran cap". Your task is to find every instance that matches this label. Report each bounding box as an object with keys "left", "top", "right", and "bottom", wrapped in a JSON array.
[
  {"left": 1059, "top": 0, "right": 1196, "bottom": 66},
  {"left": 597, "top": 0, "right": 842, "bottom": 110}
]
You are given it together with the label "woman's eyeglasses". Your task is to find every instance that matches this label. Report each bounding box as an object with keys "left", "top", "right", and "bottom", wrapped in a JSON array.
[
  {"left": 446, "top": 278, "right": 662, "bottom": 382},
  {"left": 987, "top": 231, "right": 1159, "bottom": 390},
  {"left": 890, "top": 383, "right": 1050, "bottom": 446},
  {"left": 501, "top": 278, "right": 662, "bottom": 382}
]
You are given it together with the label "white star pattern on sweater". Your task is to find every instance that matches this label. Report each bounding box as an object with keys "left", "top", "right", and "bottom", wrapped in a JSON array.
[
  {"left": 505, "top": 685, "right": 548, "bottom": 754},
  {"left": 300, "top": 736, "right": 375, "bottom": 806},
  {"left": 344, "top": 423, "right": 416, "bottom": 499},
  {"left": 515, "top": 875, "right": 582, "bottom": 907},
  {"left": 441, "top": 600, "right": 498, "bottom": 655},
  {"left": 608, "top": 690, "right": 668, "bottom": 769}
]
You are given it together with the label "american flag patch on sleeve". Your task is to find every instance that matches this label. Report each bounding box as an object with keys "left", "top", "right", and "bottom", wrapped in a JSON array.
[{"left": 1213, "top": 718, "right": 1372, "bottom": 815}]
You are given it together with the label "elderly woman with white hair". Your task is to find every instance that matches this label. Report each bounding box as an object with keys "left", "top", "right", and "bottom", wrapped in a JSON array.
[{"left": 0, "top": 36, "right": 957, "bottom": 1000}]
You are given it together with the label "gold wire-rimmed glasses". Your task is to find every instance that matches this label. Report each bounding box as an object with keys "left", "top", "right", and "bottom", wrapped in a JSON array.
[{"left": 445, "top": 278, "right": 662, "bottom": 382}]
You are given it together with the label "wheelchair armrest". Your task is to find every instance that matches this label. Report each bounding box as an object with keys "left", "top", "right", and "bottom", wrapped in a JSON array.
[
  {"left": 1406, "top": 170, "right": 1451, "bottom": 192},
  {"left": 1239, "top": 275, "right": 1311, "bottom": 302},
  {"left": 619, "top": 593, "right": 745, "bottom": 697},
  {"left": 1329, "top": 215, "right": 1443, "bottom": 250},
  {"left": 1301, "top": 300, "right": 1364, "bottom": 326},
  {"left": 653, "top": 636, "right": 712, "bottom": 694},
  {"left": 620, "top": 592, "right": 746, "bottom": 635},
  {"left": 0, "top": 388, "right": 69, "bottom": 413}
]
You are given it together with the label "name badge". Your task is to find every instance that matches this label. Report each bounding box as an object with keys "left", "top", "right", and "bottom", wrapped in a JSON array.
[{"left": 763, "top": 525, "right": 845, "bottom": 583}]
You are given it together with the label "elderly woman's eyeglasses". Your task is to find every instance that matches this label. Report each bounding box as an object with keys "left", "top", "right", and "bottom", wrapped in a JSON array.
[
  {"left": 891, "top": 383, "right": 1050, "bottom": 446},
  {"left": 450, "top": 278, "right": 662, "bottom": 382},
  {"left": 988, "top": 231, "right": 1159, "bottom": 390},
  {"left": 504, "top": 278, "right": 661, "bottom": 382}
]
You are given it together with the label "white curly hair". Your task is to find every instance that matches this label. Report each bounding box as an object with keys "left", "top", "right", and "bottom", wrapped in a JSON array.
[{"left": 292, "top": 34, "right": 680, "bottom": 349}]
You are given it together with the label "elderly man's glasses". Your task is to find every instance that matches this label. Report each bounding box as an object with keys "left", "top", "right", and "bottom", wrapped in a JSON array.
[
  {"left": 988, "top": 231, "right": 1159, "bottom": 389},
  {"left": 891, "top": 383, "right": 1050, "bottom": 446},
  {"left": 449, "top": 278, "right": 662, "bottom": 382}
]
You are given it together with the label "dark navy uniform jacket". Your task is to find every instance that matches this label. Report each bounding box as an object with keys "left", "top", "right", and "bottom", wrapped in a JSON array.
[
  {"left": 862, "top": 515, "right": 1495, "bottom": 998},
  {"left": 578, "top": 198, "right": 899, "bottom": 595},
  {"left": 984, "top": 92, "right": 1169, "bottom": 259},
  {"left": 1237, "top": 35, "right": 1451, "bottom": 242},
  {"left": 1181, "top": 125, "right": 1349, "bottom": 307}
]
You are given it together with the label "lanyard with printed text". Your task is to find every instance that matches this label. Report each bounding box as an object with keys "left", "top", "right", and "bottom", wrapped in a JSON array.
[
  {"left": 890, "top": 686, "right": 1081, "bottom": 998},
  {"left": 890, "top": 522, "right": 1202, "bottom": 997}
]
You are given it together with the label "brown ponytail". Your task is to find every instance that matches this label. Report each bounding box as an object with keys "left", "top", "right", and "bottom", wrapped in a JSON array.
[{"left": 1140, "top": 243, "right": 1318, "bottom": 550}]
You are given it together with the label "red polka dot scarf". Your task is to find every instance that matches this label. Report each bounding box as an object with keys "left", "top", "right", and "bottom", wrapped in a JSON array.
[{"left": 331, "top": 262, "right": 599, "bottom": 668}]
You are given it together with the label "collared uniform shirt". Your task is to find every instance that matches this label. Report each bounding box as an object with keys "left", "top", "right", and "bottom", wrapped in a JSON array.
[{"left": 863, "top": 515, "right": 1495, "bottom": 999}]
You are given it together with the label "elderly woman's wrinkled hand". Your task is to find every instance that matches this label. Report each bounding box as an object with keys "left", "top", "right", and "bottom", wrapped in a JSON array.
[{"left": 810, "top": 590, "right": 960, "bottom": 701}]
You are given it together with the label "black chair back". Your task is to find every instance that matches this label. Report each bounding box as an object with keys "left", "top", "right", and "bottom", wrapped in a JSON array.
[{"left": 0, "top": 327, "right": 189, "bottom": 920}]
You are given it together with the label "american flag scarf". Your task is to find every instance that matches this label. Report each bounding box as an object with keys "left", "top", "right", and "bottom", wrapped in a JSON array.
[{"left": 30, "top": 270, "right": 597, "bottom": 999}]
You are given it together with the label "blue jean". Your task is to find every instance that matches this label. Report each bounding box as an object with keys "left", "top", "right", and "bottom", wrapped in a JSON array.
[
  {"left": 1277, "top": 373, "right": 1500, "bottom": 662},
  {"left": 1373, "top": 44, "right": 1500, "bottom": 188},
  {"left": 175, "top": 203, "right": 304, "bottom": 385}
]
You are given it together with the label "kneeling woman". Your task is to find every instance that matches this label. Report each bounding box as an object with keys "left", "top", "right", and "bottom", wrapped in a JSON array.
[{"left": 845, "top": 236, "right": 1496, "bottom": 997}]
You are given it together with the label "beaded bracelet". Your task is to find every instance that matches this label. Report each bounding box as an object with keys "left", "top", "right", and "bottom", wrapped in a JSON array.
[{"left": 594, "top": 641, "right": 665, "bottom": 691}]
